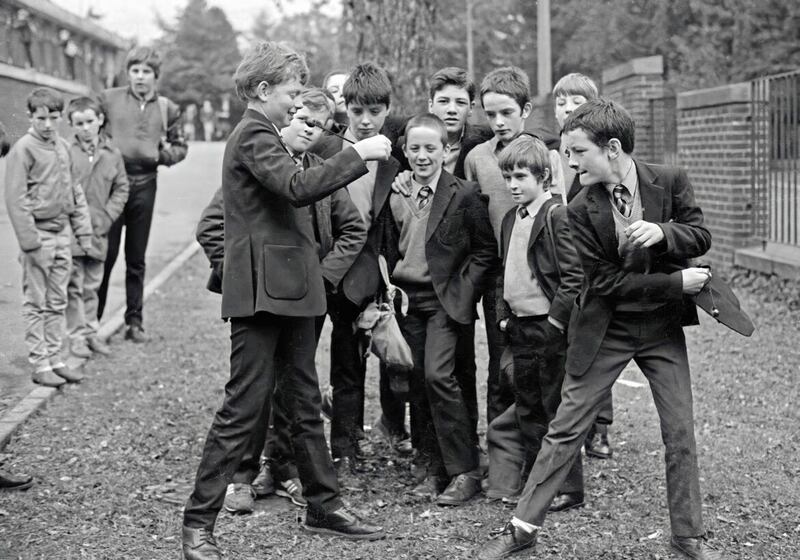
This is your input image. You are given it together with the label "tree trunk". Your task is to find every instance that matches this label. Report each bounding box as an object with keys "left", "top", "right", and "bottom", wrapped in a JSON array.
[{"left": 341, "top": 0, "right": 437, "bottom": 113}]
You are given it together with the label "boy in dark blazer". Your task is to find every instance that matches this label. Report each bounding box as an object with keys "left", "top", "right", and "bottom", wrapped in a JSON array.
[
  {"left": 485, "top": 135, "right": 584, "bottom": 509},
  {"left": 384, "top": 114, "right": 497, "bottom": 506},
  {"left": 193, "top": 88, "right": 368, "bottom": 515},
  {"left": 478, "top": 99, "right": 721, "bottom": 560},
  {"left": 181, "top": 42, "right": 392, "bottom": 560}
]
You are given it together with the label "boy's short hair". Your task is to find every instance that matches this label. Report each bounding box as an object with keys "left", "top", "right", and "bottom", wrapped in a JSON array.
[
  {"left": 234, "top": 41, "right": 309, "bottom": 102},
  {"left": 429, "top": 66, "right": 475, "bottom": 102},
  {"left": 404, "top": 113, "right": 448, "bottom": 146},
  {"left": 498, "top": 135, "right": 552, "bottom": 190},
  {"left": 66, "top": 96, "right": 104, "bottom": 124},
  {"left": 323, "top": 69, "right": 349, "bottom": 88},
  {"left": 0, "top": 121, "right": 9, "bottom": 158},
  {"left": 27, "top": 87, "right": 64, "bottom": 113},
  {"left": 343, "top": 62, "right": 392, "bottom": 107},
  {"left": 299, "top": 88, "right": 335, "bottom": 121},
  {"left": 479, "top": 66, "right": 530, "bottom": 109},
  {"left": 562, "top": 98, "right": 635, "bottom": 154},
  {"left": 125, "top": 46, "right": 162, "bottom": 78},
  {"left": 553, "top": 73, "right": 599, "bottom": 100}
]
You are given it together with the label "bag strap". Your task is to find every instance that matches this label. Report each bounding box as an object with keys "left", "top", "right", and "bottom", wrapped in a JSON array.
[
  {"left": 378, "top": 254, "right": 408, "bottom": 315},
  {"left": 545, "top": 202, "right": 562, "bottom": 279},
  {"left": 157, "top": 96, "right": 169, "bottom": 139}
]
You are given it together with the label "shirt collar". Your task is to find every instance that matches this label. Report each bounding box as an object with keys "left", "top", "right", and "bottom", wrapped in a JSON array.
[
  {"left": 519, "top": 191, "right": 552, "bottom": 220},
  {"left": 412, "top": 170, "right": 442, "bottom": 199},
  {"left": 605, "top": 159, "right": 638, "bottom": 197}
]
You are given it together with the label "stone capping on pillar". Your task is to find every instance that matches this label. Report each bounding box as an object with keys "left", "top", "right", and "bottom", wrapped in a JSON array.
[
  {"left": 0, "top": 61, "right": 90, "bottom": 96},
  {"left": 677, "top": 81, "right": 751, "bottom": 110},
  {"left": 601, "top": 55, "right": 664, "bottom": 85},
  {"left": 14, "top": 0, "right": 130, "bottom": 49}
]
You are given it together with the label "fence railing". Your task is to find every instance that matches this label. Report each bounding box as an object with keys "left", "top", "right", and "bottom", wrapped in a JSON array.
[{"left": 752, "top": 70, "right": 800, "bottom": 247}]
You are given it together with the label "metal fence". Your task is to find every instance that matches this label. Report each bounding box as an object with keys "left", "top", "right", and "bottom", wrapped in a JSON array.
[
  {"left": 648, "top": 94, "right": 678, "bottom": 166},
  {"left": 752, "top": 70, "right": 800, "bottom": 247}
]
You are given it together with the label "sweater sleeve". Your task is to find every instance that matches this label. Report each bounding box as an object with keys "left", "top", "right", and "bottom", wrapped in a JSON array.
[{"left": 3, "top": 144, "right": 41, "bottom": 251}]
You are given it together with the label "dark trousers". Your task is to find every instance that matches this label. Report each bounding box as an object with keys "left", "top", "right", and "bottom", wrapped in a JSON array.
[
  {"left": 325, "top": 291, "right": 367, "bottom": 458},
  {"left": 98, "top": 178, "right": 157, "bottom": 325},
  {"left": 482, "top": 275, "right": 514, "bottom": 425},
  {"left": 183, "top": 313, "right": 341, "bottom": 529},
  {"left": 514, "top": 312, "right": 704, "bottom": 537},
  {"left": 508, "top": 316, "right": 582, "bottom": 493},
  {"left": 401, "top": 288, "right": 478, "bottom": 477}
]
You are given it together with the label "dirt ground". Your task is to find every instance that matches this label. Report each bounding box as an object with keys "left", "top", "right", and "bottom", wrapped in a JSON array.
[{"left": 0, "top": 254, "right": 798, "bottom": 559}]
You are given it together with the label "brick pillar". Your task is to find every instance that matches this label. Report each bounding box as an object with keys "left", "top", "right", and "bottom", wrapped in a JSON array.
[
  {"left": 677, "top": 82, "right": 754, "bottom": 267},
  {"left": 601, "top": 55, "right": 665, "bottom": 161}
]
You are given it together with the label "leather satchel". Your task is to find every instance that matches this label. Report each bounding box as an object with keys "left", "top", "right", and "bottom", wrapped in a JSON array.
[{"left": 354, "top": 255, "right": 414, "bottom": 372}]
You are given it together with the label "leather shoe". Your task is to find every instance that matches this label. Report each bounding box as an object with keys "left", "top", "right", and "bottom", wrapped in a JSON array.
[
  {"left": 671, "top": 535, "right": 725, "bottom": 559},
  {"left": 52, "top": 363, "right": 84, "bottom": 383},
  {"left": 303, "top": 507, "right": 385, "bottom": 540},
  {"left": 0, "top": 471, "right": 33, "bottom": 491},
  {"left": 585, "top": 424, "right": 612, "bottom": 459},
  {"left": 408, "top": 475, "right": 445, "bottom": 499},
  {"left": 86, "top": 335, "right": 112, "bottom": 356},
  {"left": 436, "top": 471, "right": 481, "bottom": 506},
  {"left": 182, "top": 526, "right": 221, "bottom": 560},
  {"left": 476, "top": 522, "right": 537, "bottom": 559},
  {"left": 32, "top": 368, "right": 66, "bottom": 387},
  {"left": 125, "top": 323, "right": 148, "bottom": 343},
  {"left": 548, "top": 492, "right": 585, "bottom": 512}
]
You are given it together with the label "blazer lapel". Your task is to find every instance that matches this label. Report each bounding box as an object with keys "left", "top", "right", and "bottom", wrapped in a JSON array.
[
  {"left": 371, "top": 156, "right": 401, "bottom": 218},
  {"left": 426, "top": 171, "right": 456, "bottom": 241},
  {"left": 586, "top": 184, "right": 618, "bottom": 260},
  {"left": 527, "top": 200, "right": 550, "bottom": 251},
  {"left": 635, "top": 160, "right": 665, "bottom": 223}
]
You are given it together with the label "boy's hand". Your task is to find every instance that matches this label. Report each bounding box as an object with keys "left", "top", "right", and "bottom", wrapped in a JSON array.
[
  {"left": 625, "top": 220, "right": 665, "bottom": 248},
  {"left": 681, "top": 267, "right": 711, "bottom": 294},
  {"left": 79, "top": 236, "right": 93, "bottom": 254},
  {"left": 391, "top": 170, "right": 413, "bottom": 196},
  {"left": 352, "top": 134, "right": 392, "bottom": 162}
]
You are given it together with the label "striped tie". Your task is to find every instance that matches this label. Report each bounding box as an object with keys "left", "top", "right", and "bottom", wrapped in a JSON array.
[
  {"left": 518, "top": 206, "right": 529, "bottom": 219},
  {"left": 418, "top": 186, "right": 433, "bottom": 209},
  {"left": 613, "top": 185, "right": 631, "bottom": 217}
]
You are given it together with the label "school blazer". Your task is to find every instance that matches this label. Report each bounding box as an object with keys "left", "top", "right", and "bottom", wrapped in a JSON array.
[
  {"left": 382, "top": 170, "right": 498, "bottom": 325},
  {"left": 565, "top": 160, "right": 712, "bottom": 376},
  {"left": 219, "top": 109, "right": 368, "bottom": 318},
  {"left": 495, "top": 197, "right": 583, "bottom": 328}
]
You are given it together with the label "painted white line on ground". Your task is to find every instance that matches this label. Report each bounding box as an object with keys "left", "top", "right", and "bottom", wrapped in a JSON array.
[{"left": 617, "top": 378, "right": 646, "bottom": 388}]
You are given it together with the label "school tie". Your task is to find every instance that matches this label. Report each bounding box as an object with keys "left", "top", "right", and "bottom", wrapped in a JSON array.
[
  {"left": 418, "top": 186, "right": 433, "bottom": 209},
  {"left": 518, "top": 206, "right": 529, "bottom": 220},
  {"left": 612, "top": 184, "right": 631, "bottom": 218}
]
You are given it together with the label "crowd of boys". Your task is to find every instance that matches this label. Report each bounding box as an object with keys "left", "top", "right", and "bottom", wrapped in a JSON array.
[{"left": 2, "top": 38, "right": 724, "bottom": 560}]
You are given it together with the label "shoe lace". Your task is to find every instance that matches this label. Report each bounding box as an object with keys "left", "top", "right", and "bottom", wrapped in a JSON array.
[{"left": 488, "top": 523, "right": 515, "bottom": 539}]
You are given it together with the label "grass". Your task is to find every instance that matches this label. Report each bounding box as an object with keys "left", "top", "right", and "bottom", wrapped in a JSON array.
[{"left": 0, "top": 253, "right": 798, "bottom": 559}]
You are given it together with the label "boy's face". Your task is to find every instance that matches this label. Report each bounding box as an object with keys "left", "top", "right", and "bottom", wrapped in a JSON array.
[
  {"left": 482, "top": 92, "right": 531, "bottom": 145},
  {"left": 428, "top": 85, "right": 473, "bottom": 139},
  {"left": 563, "top": 128, "right": 614, "bottom": 186},
  {"left": 503, "top": 164, "right": 547, "bottom": 207},
  {"left": 259, "top": 77, "right": 304, "bottom": 127},
  {"left": 128, "top": 63, "right": 156, "bottom": 98},
  {"left": 70, "top": 108, "right": 104, "bottom": 144},
  {"left": 403, "top": 125, "right": 448, "bottom": 185},
  {"left": 346, "top": 102, "right": 389, "bottom": 141},
  {"left": 325, "top": 73, "right": 348, "bottom": 114},
  {"left": 29, "top": 106, "right": 62, "bottom": 142},
  {"left": 555, "top": 94, "right": 588, "bottom": 129},
  {"left": 281, "top": 105, "right": 329, "bottom": 154}
]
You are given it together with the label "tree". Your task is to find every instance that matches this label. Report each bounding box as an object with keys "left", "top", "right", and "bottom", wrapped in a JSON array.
[
  {"left": 154, "top": 0, "right": 241, "bottom": 107},
  {"left": 249, "top": 2, "right": 342, "bottom": 87},
  {"left": 340, "top": 0, "right": 437, "bottom": 112}
]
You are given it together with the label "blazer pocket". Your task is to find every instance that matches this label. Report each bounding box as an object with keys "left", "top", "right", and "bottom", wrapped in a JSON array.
[
  {"left": 436, "top": 214, "right": 466, "bottom": 245},
  {"left": 263, "top": 244, "right": 308, "bottom": 300}
]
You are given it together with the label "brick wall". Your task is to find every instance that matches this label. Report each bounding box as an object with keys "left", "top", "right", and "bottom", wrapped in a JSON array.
[
  {"left": 677, "top": 82, "right": 755, "bottom": 267},
  {"left": 602, "top": 55, "right": 666, "bottom": 162}
]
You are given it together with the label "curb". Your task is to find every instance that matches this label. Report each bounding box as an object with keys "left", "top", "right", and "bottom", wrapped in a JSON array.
[{"left": 0, "top": 240, "right": 201, "bottom": 449}]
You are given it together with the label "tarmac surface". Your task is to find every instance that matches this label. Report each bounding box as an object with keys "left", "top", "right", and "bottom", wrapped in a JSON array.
[{"left": 0, "top": 141, "right": 223, "bottom": 417}]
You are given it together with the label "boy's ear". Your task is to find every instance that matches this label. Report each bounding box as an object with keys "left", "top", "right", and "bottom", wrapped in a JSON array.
[
  {"left": 255, "top": 81, "right": 271, "bottom": 102},
  {"left": 521, "top": 101, "right": 533, "bottom": 120},
  {"left": 97, "top": 113, "right": 106, "bottom": 126},
  {"left": 607, "top": 138, "right": 622, "bottom": 159},
  {"left": 427, "top": 98, "right": 434, "bottom": 113}
]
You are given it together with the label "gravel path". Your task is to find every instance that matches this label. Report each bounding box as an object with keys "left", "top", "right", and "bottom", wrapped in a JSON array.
[{"left": 0, "top": 254, "right": 797, "bottom": 559}]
